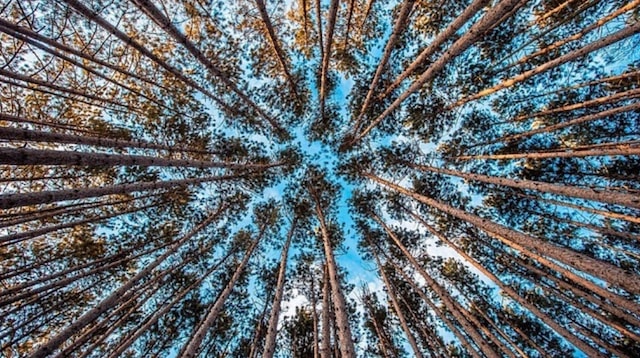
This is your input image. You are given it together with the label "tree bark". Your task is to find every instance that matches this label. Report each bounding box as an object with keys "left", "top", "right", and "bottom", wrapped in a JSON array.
[
  {"left": 370, "top": 215, "right": 501, "bottom": 358},
  {"left": 254, "top": 0, "right": 300, "bottom": 101},
  {"left": 0, "top": 147, "right": 281, "bottom": 170},
  {"left": 311, "top": 187, "right": 357, "bottom": 358},
  {"left": 129, "top": 0, "right": 284, "bottom": 134},
  {"left": 365, "top": 173, "right": 640, "bottom": 295},
  {"left": 354, "top": 0, "right": 416, "bottom": 132},
  {"left": 451, "top": 21, "right": 640, "bottom": 108},
  {"left": 262, "top": 219, "right": 297, "bottom": 358},
  {"left": 0, "top": 172, "right": 252, "bottom": 210},
  {"left": 351, "top": 0, "right": 525, "bottom": 145},
  {"left": 370, "top": 247, "right": 423, "bottom": 358},
  {"left": 0, "top": 125, "right": 215, "bottom": 155},
  {"left": 407, "top": 162, "right": 640, "bottom": 209},
  {"left": 28, "top": 204, "right": 227, "bottom": 358},
  {"left": 379, "top": 0, "right": 491, "bottom": 99},
  {"left": 181, "top": 225, "right": 265, "bottom": 357},
  {"left": 60, "top": 0, "right": 239, "bottom": 116},
  {"left": 405, "top": 208, "right": 610, "bottom": 357}
]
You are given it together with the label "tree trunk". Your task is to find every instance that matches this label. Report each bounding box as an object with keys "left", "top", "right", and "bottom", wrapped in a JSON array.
[
  {"left": 455, "top": 142, "right": 640, "bottom": 160},
  {"left": 0, "top": 125, "right": 215, "bottom": 155},
  {"left": 129, "top": 0, "right": 284, "bottom": 134},
  {"left": 60, "top": 0, "right": 239, "bottom": 116},
  {"left": 505, "top": 0, "right": 640, "bottom": 72},
  {"left": 107, "top": 249, "right": 235, "bottom": 358},
  {"left": 370, "top": 248, "right": 424, "bottom": 358},
  {"left": 262, "top": 219, "right": 297, "bottom": 358},
  {"left": 451, "top": 21, "right": 640, "bottom": 108},
  {"left": 351, "top": 0, "right": 525, "bottom": 145},
  {"left": 0, "top": 18, "right": 170, "bottom": 91},
  {"left": 407, "top": 162, "right": 640, "bottom": 210},
  {"left": 320, "top": 264, "right": 331, "bottom": 358},
  {"left": 0, "top": 68, "right": 137, "bottom": 112},
  {"left": 354, "top": 0, "right": 416, "bottom": 132},
  {"left": 0, "top": 202, "right": 156, "bottom": 247},
  {"left": 385, "top": 256, "right": 483, "bottom": 358},
  {"left": 0, "top": 147, "right": 281, "bottom": 170},
  {"left": 27, "top": 205, "right": 227, "bottom": 358},
  {"left": 181, "top": 225, "right": 265, "bottom": 357},
  {"left": 513, "top": 87, "right": 640, "bottom": 122},
  {"left": 380, "top": 0, "right": 490, "bottom": 99},
  {"left": 495, "top": 101, "right": 640, "bottom": 144},
  {"left": 318, "top": 0, "right": 340, "bottom": 122},
  {"left": 311, "top": 187, "right": 357, "bottom": 358},
  {"left": 310, "top": 275, "right": 320, "bottom": 358},
  {"left": 404, "top": 208, "right": 609, "bottom": 357},
  {"left": 369, "top": 215, "right": 501, "bottom": 358},
  {"left": 0, "top": 172, "right": 252, "bottom": 210},
  {"left": 365, "top": 173, "right": 640, "bottom": 296},
  {"left": 254, "top": 0, "right": 300, "bottom": 101}
]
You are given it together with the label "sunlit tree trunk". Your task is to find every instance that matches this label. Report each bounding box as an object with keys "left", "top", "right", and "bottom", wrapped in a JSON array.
[
  {"left": 181, "top": 225, "right": 265, "bottom": 357},
  {"left": 365, "top": 173, "right": 640, "bottom": 296},
  {"left": 311, "top": 186, "right": 357, "bottom": 358},
  {"left": 406, "top": 162, "right": 640, "bottom": 209},
  {"left": 254, "top": 0, "right": 300, "bottom": 101},
  {"left": 370, "top": 248, "right": 423, "bottom": 358},
  {"left": 404, "top": 208, "right": 612, "bottom": 357},
  {"left": 354, "top": 0, "right": 416, "bottom": 131},
  {"left": 380, "top": 0, "right": 491, "bottom": 99},
  {"left": 129, "top": 0, "right": 284, "bottom": 134},
  {"left": 0, "top": 172, "right": 255, "bottom": 210},
  {"left": 370, "top": 214, "right": 501, "bottom": 358},
  {"left": 28, "top": 205, "right": 227, "bottom": 358},
  {"left": 451, "top": 21, "right": 640, "bottom": 108},
  {"left": 350, "top": 0, "right": 524, "bottom": 145},
  {"left": 262, "top": 219, "right": 297, "bottom": 358}
]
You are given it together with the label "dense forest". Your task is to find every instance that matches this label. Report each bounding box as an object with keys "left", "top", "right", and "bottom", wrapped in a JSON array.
[{"left": 1, "top": 0, "right": 639, "bottom": 356}]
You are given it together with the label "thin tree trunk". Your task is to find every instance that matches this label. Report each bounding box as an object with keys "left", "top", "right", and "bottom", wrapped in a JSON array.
[
  {"left": 350, "top": 0, "right": 525, "bottom": 145},
  {"left": 0, "top": 172, "right": 253, "bottom": 210},
  {"left": 370, "top": 248, "right": 423, "bottom": 358},
  {"left": 512, "top": 87, "right": 640, "bottom": 122},
  {"left": 405, "top": 208, "right": 609, "bottom": 357},
  {"left": 254, "top": 0, "right": 300, "bottom": 101},
  {"left": 385, "top": 256, "right": 483, "bottom": 358},
  {"left": 320, "top": 264, "right": 331, "bottom": 358},
  {"left": 28, "top": 204, "right": 227, "bottom": 358},
  {"left": 0, "top": 147, "right": 282, "bottom": 170},
  {"left": 107, "top": 249, "right": 234, "bottom": 358},
  {"left": 406, "top": 162, "right": 640, "bottom": 210},
  {"left": 60, "top": 0, "right": 239, "bottom": 116},
  {"left": 310, "top": 275, "right": 320, "bottom": 358},
  {"left": 451, "top": 21, "right": 640, "bottom": 108},
  {"left": 379, "top": 0, "right": 491, "bottom": 99},
  {"left": 318, "top": 0, "right": 340, "bottom": 123},
  {"left": 129, "top": 0, "right": 284, "bottom": 134},
  {"left": 0, "top": 202, "right": 156, "bottom": 247},
  {"left": 0, "top": 18, "right": 170, "bottom": 91},
  {"left": 493, "top": 101, "right": 640, "bottom": 144},
  {"left": 504, "top": 0, "right": 640, "bottom": 72},
  {"left": 0, "top": 125, "right": 215, "bottom": 155},
  {"left": 369, "top": 215, "right": 501, "bottom": 358},
  {"left": 0, "top": 68, "right": 139, "bottom": 112},
  {"left": 511, "top": 191, "right": 640, "bottom": 225},
  {"left": 365, "top": 173, "right": 640, "bottom": 296},
  {"left": 262, "top": 219, "right": 297, "bottom": 358},
  {"left": 311, "top": 186, "right": 357, "bottom": 358},
  {"left": 354, "top": 0, "right": 416, "bottom": 132},
  {"left": 455, "top": 142, "right": 640, "bottom": 160},
  {"left": 181, "top": 225, "right": 265, "bottom": 357}
]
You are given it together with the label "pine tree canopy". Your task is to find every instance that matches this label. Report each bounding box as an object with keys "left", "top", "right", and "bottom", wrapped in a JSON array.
[{"left": 2, "top": 0, "right": 640, "bottom": 356}]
